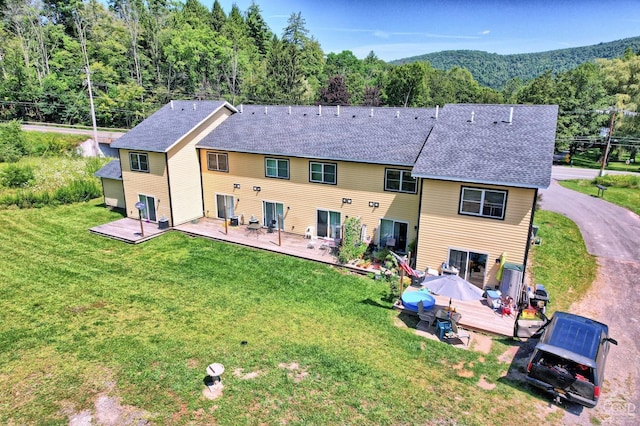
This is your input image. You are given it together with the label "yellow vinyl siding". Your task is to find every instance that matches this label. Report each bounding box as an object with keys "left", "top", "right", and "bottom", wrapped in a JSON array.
[
  {"left": 201, "top": 152, "right": 420, "bottom": 244},
  {"left": 102, "top": 179, "right": 125, "bottom": 208},
  {"left": 120, "top": 150, "right": 170, "bottom": 222},
  {"left": 167, "top": 109, "right": 232, "bottom": 225},
  {"left": 416, "top": 179, "right": 534, "bottom": 287}
]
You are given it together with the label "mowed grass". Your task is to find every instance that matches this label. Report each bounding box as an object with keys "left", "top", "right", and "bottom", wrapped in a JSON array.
[
  {"left": 558, "top": 176, "right": 640, "bottom": 216},
  {"left": 530, "top": 210, "right": 597, "bottom": 314},
  {"left": 1, "top": 201, "right": 568, "bottom": 425}
]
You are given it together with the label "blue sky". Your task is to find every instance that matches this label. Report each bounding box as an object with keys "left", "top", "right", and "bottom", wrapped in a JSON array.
[{"left": 208, "top": 0, "right": 640, "bottom": 61}]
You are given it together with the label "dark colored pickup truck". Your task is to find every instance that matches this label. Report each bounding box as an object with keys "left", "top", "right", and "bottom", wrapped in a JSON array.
[{"left": 515, "top": 311, "right": 617, "bottom": 408}]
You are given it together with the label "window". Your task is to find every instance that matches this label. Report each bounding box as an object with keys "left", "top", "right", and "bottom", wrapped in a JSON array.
[
  {"left": 385, "top": 168, "right": 416, "bottom": 193},
  {"left": 459, "top": 187, "right": 507, "bottom": 219},
  {"left": 207, "top": 152, "right": 228, "bottom": 172},
  {"left": 130, "top": 152, "right": 149, "bottom": 172},
  {"left": 265, "top": 158, "right": 289, "bottom": 179},
  {"left": 310, "top": 162, "right": 336, "bottom": 184}
]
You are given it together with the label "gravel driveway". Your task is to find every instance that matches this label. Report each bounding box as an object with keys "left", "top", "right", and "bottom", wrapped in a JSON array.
[{"left": 539, "top": 177, "right": 640, "bottom": 425}]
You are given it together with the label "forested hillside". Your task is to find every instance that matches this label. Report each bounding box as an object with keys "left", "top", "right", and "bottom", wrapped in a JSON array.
[
  {"left": 392, "top": 37, "right": 640, "bottom": 89},
  {"left": 0, "top": 0, "right": 638, "bottom": 150}
]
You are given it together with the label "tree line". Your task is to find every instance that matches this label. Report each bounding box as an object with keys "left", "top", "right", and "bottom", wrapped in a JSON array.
[{"left": 0, "top": 0, "right": 638, "bottom": 146}]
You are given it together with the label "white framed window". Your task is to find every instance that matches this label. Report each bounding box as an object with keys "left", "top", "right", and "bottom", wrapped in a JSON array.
[
  {"left": 130, "top": 152, "right": 149, "bottom": 172},
  {"left": 207, "top": 152, "right": 228, "bottom": 172},
  {"left": 384, "top": 168, "right": 416, "bottom": 193},
  {"left": 310, "top": 161, "right": 337, "bottom": 184},
  {"left": 265, "top": 158, "right": 289, "bottom": 179},
  {"left": 459, "top": 187, "right": 507, "bottom": 220}
]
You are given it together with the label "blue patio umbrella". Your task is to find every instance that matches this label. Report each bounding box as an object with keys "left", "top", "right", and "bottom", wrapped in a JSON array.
[{"left": 422, "top": 274, "right": 484, "bottom": 301}]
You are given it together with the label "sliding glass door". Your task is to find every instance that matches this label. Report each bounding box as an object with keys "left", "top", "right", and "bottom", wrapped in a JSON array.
[
  {"left": 317, "top": 210, "right": 341, "bottom": 238},
  {"left": 263, "top": 201, "right": 284, "bottom": 229},
  {"left": 448, "top": 249, "right": 488, "bottom": 288},
  {"left": 137, "top": 194, "right": 157, "bottom": 222},
  {"left": 379, "top": 219, "right": 408, "bottom": 252},
  {"left": 216, "top": 194, "right": 235, "bottom": 219}
]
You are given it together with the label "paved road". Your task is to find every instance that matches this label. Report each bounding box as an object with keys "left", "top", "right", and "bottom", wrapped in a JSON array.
[
  {"left": 21, "top": 124, "right": 125, "bottom": 143},
  {"left": 540, "top": 170, "right": 640, "bottom": 425}
]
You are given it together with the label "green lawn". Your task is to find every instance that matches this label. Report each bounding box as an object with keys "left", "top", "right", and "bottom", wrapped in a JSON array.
[
  {"left": 558, "top": 176, "right": 640, "bottom": 216},
  {"left": 0, "top": 200, "right": 591, "bottom": 425},
  {"left": 529, "top": 211, "right": 597, "bottom": 314},
  {"left": 0, "top": 134, "right": 614, "bottom": 424}
]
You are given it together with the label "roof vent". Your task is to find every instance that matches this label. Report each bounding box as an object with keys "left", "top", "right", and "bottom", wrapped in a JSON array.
[
  {"left": 509, "top": 107, "right": 514, "bottom": 124},
  {"left": 170, "top": 100, "right": 174, "bottom": 110},
  {"left": 193, "top": 103, "right": 196, "bottom": 110},
  {"left": 370, "top": 108, "right": 374, "bottom": 117},
  {"left": 318, "top": 105, "right": 322, "bottom": 116},
  {"left": 468, "top": 111, "right": 475, "bottom": 123},
  {"left": 239, "top": 104, "right": 243, "bottom": 113},
  {"left": 264, "top": 106, "right": 268, "bottom": 115},
  {"left": 336, "top": 105, "right": 340, "bottom": 116},
  {"left": 288, "top": 106, "right": 291, "bottom": 115},
  {"left": 395, "top": 111, "right": 400, "bottom": 118},
  {"left": 435, "top": 105, "right": 439, "bottom": 120}
]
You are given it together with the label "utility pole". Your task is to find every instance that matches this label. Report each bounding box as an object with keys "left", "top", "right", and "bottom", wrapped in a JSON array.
[
  {"left": 597, "top": 107, "right": 638, "bottom": 176},
  {"left": 599, "top": 110, "right": 616, "bottom": 177},
  {"left": 85, "top": 66, "right": 100, "bottom": 156}
]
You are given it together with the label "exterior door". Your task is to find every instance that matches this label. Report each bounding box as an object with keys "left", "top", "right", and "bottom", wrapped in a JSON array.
[
  {"left": 263, "top": 201, "right": 284, "bottom": 229},
  {"left": 216, "top": 194, "right": 235, "bottom": 219},
  {"left": 137, "top": 194, "right": 157, "bottom": 222},
  {"left": 379, "top": 219, "right": 408, "bottom": 252},
  {"left": 448, "top": 249, "right": 488, "bottom": 288},
  {"left": 317, "top": 210, "right": 341, "bottom": 238}
]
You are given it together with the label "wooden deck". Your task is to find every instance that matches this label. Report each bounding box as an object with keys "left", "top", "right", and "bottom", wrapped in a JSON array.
[
  {"left": 397, "top": 285, "right": 516, "bottom": 337},
  {"left": 89, "top": 218, "right": 170, "bottom": 243},
  {"left": 90, "top": 217, "right": 514, "bottom": 336}
]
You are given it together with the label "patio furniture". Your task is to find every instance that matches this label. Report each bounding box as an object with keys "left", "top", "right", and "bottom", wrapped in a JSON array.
[
  {"left": 448, "top": 321, "right": 471, "bottom": 346},
  {"left": 485, "top": 289, "right": 502, "bottom": 310},
  {"left": 246, "top": 223, "right": 262, "bottom": 236},
  {"left": 417, "top": 299, "right": 435, "bottom": 329},
  {"left": 304, "top": 226, "right": 315, "bottom": 239},
  {"left": 436, "top": 319, "right": 453, "bottom": 340}
]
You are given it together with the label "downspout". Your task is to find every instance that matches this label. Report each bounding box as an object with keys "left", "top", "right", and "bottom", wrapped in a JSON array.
[
  {"left": 197, "top": 147, "right": 206, "bottom": 217},
  {"left": 522, "top": 188, "right": 538, "bottom": 285},
  {"left": 165, "top": 153, "right": 174, "bottom": 226},
  {"left": 414, "top": 177, "right": 425, "bottom": 269}
]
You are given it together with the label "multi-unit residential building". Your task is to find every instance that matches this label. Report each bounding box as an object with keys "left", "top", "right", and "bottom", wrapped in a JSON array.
[{"left": 97, "top": 100, "right": 558, "bottom": 289}]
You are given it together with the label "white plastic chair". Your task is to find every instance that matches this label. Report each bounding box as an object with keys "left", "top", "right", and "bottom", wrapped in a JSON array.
[{"left": 304, "top": 226, "right": 315, "bottom": 240}]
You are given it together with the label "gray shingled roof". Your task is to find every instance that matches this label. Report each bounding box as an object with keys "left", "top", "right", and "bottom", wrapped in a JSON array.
[
  {"left": 94, "top": 159, "right": 122, "bottom": 180},
  {"left": 197, "top": 105, "right": 436, "bottom": 166},
  {"left": 111, "top": 100, "right": 234, "bottom": 152},
  {"left": 412, "top": 104, "right": 558, "bottom": 188}
]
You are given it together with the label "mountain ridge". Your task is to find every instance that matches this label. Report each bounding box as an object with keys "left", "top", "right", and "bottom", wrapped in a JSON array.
[{"left": 390, "top": 36, "right": 640, "bottom": 89}]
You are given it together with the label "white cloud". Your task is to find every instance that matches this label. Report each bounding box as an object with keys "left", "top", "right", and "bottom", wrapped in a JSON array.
[{"left": 479, "top": 30, "right": 491, "bottom": 35}]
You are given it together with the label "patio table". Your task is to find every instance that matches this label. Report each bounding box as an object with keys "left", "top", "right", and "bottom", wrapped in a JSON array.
[{"left": 246, "top": 223, "right": 262, "bottom": 237}]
